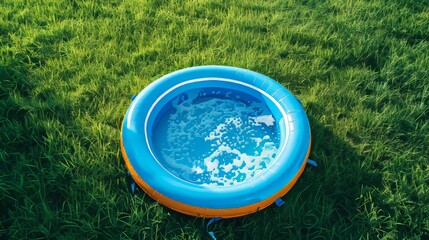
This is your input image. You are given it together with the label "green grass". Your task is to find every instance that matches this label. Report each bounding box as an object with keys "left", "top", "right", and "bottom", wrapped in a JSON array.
[{"left": 1, "top": 0, "right": 428, "bottom": 239}]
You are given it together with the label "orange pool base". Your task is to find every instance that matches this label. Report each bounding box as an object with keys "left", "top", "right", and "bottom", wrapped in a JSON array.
[{"left": 120, "top": 66, "right": 313, "bottom": 218}]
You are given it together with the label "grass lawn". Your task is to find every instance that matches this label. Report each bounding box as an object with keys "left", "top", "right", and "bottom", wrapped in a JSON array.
[{"left": 1, "top": 0, "right": 428, "bottom": 239}]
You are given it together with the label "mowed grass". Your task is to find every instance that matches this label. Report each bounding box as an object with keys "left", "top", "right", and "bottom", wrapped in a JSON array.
[{"left": 1, "top": 0, "right": 428, "bottom": 239}]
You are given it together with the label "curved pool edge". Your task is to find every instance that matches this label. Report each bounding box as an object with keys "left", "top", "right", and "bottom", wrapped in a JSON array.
[
  {"left": 121, "top": 130, "right": 311, "bottom": 218},
  {"left": 121, "top": 65, "right": 312, "bottom": 217}
]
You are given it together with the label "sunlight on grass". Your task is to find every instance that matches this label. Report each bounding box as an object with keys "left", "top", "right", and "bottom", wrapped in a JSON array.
[{"left": 1, "top": 0, "right": 428, "bottom": 239}]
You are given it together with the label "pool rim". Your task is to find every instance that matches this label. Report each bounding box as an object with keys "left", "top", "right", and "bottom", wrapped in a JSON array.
[{"left": 121, "top": 65, "right": 311, "bottom": 218}]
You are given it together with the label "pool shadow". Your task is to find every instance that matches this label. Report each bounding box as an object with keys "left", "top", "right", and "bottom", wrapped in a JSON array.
[
  {"left": 224, "top": 103, "right": 384, "bottom": 239},
  {"left": 125, "top": 102, "right": 383, "bottom": 239}
]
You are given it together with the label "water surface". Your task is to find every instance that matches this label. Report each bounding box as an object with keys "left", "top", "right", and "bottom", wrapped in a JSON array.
[{"left": 152, "top": 87, "right": 280, "bottom": 186}]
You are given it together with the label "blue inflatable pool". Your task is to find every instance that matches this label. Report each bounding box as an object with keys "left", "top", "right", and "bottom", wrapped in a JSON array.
[{"left": 121, "top": 65, "right": 311, "bottom": 218}]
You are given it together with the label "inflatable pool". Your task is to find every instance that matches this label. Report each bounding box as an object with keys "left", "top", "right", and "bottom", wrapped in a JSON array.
[{"left": 121, "top": 65, "right": 312, "bottom": 218}]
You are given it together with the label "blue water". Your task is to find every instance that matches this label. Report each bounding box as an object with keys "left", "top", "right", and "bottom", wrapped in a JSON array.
[{"left": 152, "top": 87, "right": 280, "bottom": 186}]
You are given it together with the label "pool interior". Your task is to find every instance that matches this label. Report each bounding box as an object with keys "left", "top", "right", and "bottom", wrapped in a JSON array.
[{"left": 150, "top": 85, "right": 283, "bottom": 186}]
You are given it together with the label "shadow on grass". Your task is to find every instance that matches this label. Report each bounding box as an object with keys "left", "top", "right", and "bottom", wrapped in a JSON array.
[
  {"left": 215, "top": 114, "right": 384, "bottom": 239},
  {"left": 123, "top": 109, "right": 383, "bottom": 239}
]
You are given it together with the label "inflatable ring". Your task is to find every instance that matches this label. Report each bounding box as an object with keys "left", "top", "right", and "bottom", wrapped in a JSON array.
[{"left": 121, "top": 66, "right": 311, "bottom": 218}]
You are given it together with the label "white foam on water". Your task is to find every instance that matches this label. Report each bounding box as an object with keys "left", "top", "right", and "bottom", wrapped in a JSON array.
[
  {"left": 254, "top": 115, "right": 276, "bottom": 126},
  {"left": 251, "top": 137, "right": 263, "bottom": 147},
  {"left": 192, "top": 166, "right": 204, "bottom": 174},
  {"left": 204, "top": 124, "right": 227, "bottom": 141},
  {"left": 222, "top": 163, "right": 233, "bottom": 172},
  {"left": 153, "top": 88, "right": 280, "bottom": 186}
]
